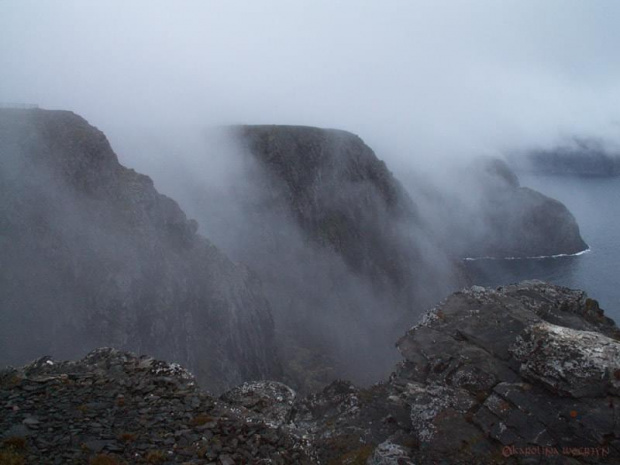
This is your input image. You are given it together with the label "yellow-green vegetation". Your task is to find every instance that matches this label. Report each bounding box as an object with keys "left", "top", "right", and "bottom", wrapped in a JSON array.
[
  {"left": 118, "top": 432, "right": 137, "bottom": 443},
  {"left": 357, "top": 384, "right": 382, "bottom": 404},
  {"left": 8, "top": 375, "right": 22, "bottom": 388},
  {"left": 328, "top": 444, "right": 374, "bottom": 465},
  {"left": 1, "top": 437, "right": 26, "bottom": 451},
  {"left": 0, "top": 449, "right": 26, "bottom": 465},
  {"left": 89, "top": 454, "right": 124, "bottom": 465},
  {"left": 585, "top": 298, "right": 598, "bottom": 312},
  {"left": 0, "top": 437, "right": 27, "bottom": 465},
  {"left": 188, "top": 414, "right": 214, "bottom": 426},
  {"left": 145, "top": 450, "right": 167, "bottom": 464}
]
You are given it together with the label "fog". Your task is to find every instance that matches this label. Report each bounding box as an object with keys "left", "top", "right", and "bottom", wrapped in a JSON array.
[
  {"left": 2, "top": 1, "right": 620, "bottom": 165},
  {"left": 2, "top": 1, "right": 619, "bottom": 388}
]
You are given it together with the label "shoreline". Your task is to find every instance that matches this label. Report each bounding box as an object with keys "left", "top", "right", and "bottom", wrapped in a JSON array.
[{"left": 463, "top": 248, "right": 591, "bottom": 262}]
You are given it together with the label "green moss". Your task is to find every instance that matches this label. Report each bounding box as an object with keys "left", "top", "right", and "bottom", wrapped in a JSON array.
[
  {"left": 1, "top": 437, "right": 26, "bottom": 451},
  {"left": 89, "top": 454, "right": 124, "bottom": 465},
  {"left": 0, "top": 449, "right": 26, "bottom": 465},
  {"left": 328, "top": 444, "right": 374, "bottom": 465}
]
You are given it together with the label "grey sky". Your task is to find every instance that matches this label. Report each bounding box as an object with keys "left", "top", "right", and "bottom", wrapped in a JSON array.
[{"left": 1, "top": 0, "right": 619, "bottom": 162}]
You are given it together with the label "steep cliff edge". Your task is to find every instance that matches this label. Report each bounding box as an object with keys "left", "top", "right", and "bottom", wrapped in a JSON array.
[
  {"left": 0, "top": 109, "right": 280, "bottom": 393},
  {"left": 173, "top": 125, "right": 588, "bottom": 389},
  {"left": 412, "top": 158, "right": 588, "bottom": 259},
  {"left": 464, "top": 158, "right": 588, "bottom": 258},
  {"left": 232, "top": 125, "right": 465, "bottom": 388},
  {"left": 2, "top": 282, "right": 618, "bottom": 464},
  {"left": 241, "top": 125, "right": 422, "bottom": 295},
  {"left": 236, "top": 281, "right": 620, "bottom": 464}
]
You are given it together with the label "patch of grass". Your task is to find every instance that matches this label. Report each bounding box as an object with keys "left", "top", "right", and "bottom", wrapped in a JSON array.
[
  {"left": 145, "top": 450, "right": 167, "bottom": 464},
  {"left": 328, "top": 444, "right": 374, "bottom": 465},
  {"left": 189, "top": 414, "right": 214, "bottom": 426},
  {"left": 89, "top": 454, "right": 124, "bottom": 465},
  {"left": 1, "top": 437, "right": 27, "bottom": 451},
  {"left": 118, "top": 432, "right": 137, "bottom": 443},
  {"left": 6, "top": 375, "right": 23, "bottom": 387},
  {"left": 0, "top": 449, "right": 26, "bottom": 465}
]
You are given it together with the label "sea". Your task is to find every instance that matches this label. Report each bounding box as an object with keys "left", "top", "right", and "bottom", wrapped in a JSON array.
[{"left": 464, "top": 174, "right": 620, "bottom": 324}]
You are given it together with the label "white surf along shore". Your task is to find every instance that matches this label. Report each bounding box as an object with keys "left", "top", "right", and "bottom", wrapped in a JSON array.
[{"left": 463, "top": 248, "right": 591, "bottom": 262}]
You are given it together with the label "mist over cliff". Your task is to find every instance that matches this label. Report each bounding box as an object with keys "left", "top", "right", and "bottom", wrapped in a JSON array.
[
  {"left": 0, "top": 109, "right": 281, "bottom": 393},
  {"left": 95, "top": 121, "right": 585, "bottom": 389},
  {"left": 2, "top": 1, "right": 620, "bottom": 164},
  {"left": 1, "top": 3, "right": 620, "bottom": 462},
  {"left": 0, "top": 0, "right": 615, "bottom": 396}
]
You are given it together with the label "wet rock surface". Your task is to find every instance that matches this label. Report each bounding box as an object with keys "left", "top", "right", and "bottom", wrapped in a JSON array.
[{"left": 2, "top": 281, "right": 618, "bottom": 464}]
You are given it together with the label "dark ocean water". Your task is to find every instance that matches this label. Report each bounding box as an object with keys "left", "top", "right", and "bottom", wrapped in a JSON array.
[{"left": 464, "top": 174, "right": 620, "bottom": 324}]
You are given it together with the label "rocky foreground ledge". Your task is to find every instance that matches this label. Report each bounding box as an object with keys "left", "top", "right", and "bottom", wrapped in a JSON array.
[{"left": 2, "top": 281, "right": 619, "bottom": 464}]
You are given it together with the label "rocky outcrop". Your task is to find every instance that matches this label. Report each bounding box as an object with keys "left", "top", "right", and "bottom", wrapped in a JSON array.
[
  {"left": 467, "top": 172, "right": 588, "bottom": 258},
  {"left": 0, "top": 348, "right": 311, "bottom": 464},
  {"left": 513, "top": 137, "right": 620, "bottom": 177},
  {"left": 3, "top": 282, "right": 616, "bottom": 464},
  {"left": 0, "top": 109, "right": 281, "bottom": 393},
  {"left": 413, "top": 158, "right": 588, "bottom": 259},
  {"left": 298, "top": 281, "right": 619, "bottom": 464}
]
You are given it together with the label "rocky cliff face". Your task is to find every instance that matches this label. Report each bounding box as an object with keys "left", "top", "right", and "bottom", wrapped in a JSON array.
[
  {"left": 2, "top": 282, "right": 618, "bottom": 464},
  {"left": 241, "top": 125, "right": 425, "bottom": 298},
  {"left": 239, "top": 125, "right": 467, "bottom": 308},
  {"left": 0, "top": 109, "right": 280, "bottom": 393},
  {"left": 228, "top": 281, "right": 620, "bottom": 464},
  {"left": 0, "top": 348, "right": 312, "bottom": 464},
  {"left": 233, "top": 125, "right": 465, "bottom": 388},
  {"left": 465, "top": 158, "right": 588, "bottom": 258},
  {"left": 412, "top": 158, "right": 588, "bottom": 259},
  {"left": 168, "top": 125, "right": 588, "bottom": 389}
]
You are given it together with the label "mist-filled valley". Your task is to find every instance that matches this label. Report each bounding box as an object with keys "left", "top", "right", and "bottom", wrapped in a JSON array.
[{"left": 2, "top": 1, "right": 620, "bottom": 463}]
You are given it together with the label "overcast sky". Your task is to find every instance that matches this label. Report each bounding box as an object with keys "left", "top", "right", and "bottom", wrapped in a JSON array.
[{"left": 2, "top": 0, "right": 620, "bottom": 162}]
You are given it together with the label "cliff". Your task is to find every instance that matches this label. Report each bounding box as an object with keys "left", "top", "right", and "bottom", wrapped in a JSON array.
[
  {"left": 465, "top": 158, "right": 588, "bottom": 258},
  {"left": 171, "top": 125, "right": 589, "bottom": 389},
  {"left": 513, "top": 137, "right": 620, "bottom": 177},
  {"left": 2, "top": 282, "right": 618, "bottom": 464},
  {"left": 233, "top": 125, "right": 465, "bottom": 388},
  {"left": 412, "top": 158, "right": 588, "bottom": 259},
  {"left": 239, "top": 125, "right": 465, "bottom": 305},
  {"left": 0, "top": 109, "right": 281, "bottom": 393}
]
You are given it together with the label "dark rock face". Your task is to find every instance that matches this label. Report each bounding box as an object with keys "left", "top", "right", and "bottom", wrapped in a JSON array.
[
  {"left": 241, "top": 125, "right": 423, "bottom": 298},
  {"left": 0, "top": 109, "right": 280, "bottom": 393},
  {"left": 300, "top": 281, "right": 619, "bottom": 464},
  {"left": 413, "top": 158, "right": 588, "bottom": 259},
  {"left": 514, "top": 137, "right": 620, "bottom": 177},
  {"left": 228, "top": 125, "right": 465, "bottom": 387},
  {"left": 2, "top": 282, "right": 618, "bottom": 464}
]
